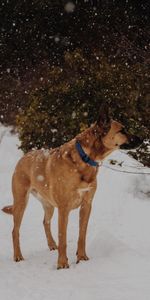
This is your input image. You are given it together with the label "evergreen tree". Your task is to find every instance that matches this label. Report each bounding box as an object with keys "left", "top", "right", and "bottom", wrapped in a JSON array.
[{"left": 17, "top": 49, "right": 150, "bottom": 166}]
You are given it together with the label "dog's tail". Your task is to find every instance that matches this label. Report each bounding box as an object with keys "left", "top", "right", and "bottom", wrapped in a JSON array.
[{"left": 2, "top": 205, "right": 13, "bottom": 215}]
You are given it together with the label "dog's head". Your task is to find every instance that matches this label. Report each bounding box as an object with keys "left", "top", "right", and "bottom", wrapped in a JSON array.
[{"left": 97, "top": 112, "right": 142, "bottom": 151}]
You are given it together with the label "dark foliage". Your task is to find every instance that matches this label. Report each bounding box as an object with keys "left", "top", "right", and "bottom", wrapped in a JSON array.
[
  {"left": 16, "top": 50, "right": 150, "bottom": 166},
  {"left": 1, "top": 2, "right": 149, "bottom": 105},
  {"left": 0, "top": 1, "right": 149, "bottom": 165}
]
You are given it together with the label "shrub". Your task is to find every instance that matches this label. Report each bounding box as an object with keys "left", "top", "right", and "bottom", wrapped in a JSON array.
[{"left": 16, "top": 49, "right": 150, "bottom": 165}]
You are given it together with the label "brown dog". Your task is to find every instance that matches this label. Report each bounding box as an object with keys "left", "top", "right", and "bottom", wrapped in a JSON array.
[{"left": 2, "top": 117, "right": 140, "bottom": 269}]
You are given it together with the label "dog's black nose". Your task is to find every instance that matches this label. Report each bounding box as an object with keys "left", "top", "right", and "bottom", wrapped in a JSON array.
[{"left": 120, "top": 136, "right": 143, "bottom": 150}]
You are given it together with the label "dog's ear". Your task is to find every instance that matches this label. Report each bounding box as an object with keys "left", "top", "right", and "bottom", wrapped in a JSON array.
[{"left": 97, "top": 105, "right": 111, "bottom": 133}]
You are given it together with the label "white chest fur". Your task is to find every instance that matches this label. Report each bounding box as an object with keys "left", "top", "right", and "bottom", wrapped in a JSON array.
[{"left": 77, "top": 186, "right": 93, "bottom": 197}]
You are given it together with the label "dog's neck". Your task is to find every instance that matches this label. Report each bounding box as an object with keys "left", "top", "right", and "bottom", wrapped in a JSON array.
[
  {"left": 59, "top": 125, "right": 114, "bottom": 184},
  {"left": 76, "top": 124, "right": 111, "bottom": 161}
]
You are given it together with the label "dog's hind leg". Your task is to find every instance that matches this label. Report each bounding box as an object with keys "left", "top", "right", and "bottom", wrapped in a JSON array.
[
  {"left": 43, "top": 205, "right": 57, "bottom": 251},
  {"left": 12, "top": 173, "right": 30, "bottom": 262}
]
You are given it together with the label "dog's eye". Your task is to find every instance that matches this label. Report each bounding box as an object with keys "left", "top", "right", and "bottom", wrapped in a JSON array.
[{"left": 119, "top": 128, "right": 126, "bottom": 134}]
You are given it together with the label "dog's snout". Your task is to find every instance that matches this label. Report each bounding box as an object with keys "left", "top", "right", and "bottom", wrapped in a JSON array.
[{"left": 120, "top": 135, "right": 143, "bottom": 150}]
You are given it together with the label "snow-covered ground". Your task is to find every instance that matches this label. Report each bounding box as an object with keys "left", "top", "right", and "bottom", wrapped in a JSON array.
[{"left": 0, "top": 125, "right": 150, "bottom": 300}]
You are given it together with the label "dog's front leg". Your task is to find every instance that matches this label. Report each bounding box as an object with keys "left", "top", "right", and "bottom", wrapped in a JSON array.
[
  {"left": 76, "top": 201, "right": 92, "bottom": 263},
  {"left": 57, "top": 208, "right": 69, "bottom": 269}
]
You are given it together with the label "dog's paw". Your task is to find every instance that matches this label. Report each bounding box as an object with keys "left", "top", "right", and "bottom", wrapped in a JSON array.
[
  {"left": 76, "top": 254, "right": 89, "bottom": 264},
  {"left": 57, "top": 263, "right": 69, "bottom": 270},
  {"left": 49, "top": 242, "right": 58, "bottom": 251},
  {"left": 14, "top": 254, "right": 24, "bottom": 262},
  {"left": 57, "top": 257, "right": 69, "bottom": 270}
]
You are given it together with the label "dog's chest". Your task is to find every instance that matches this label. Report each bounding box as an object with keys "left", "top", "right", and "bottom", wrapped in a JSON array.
[{"left": 71, "top": 185, "right": 93, "bottom": 209}]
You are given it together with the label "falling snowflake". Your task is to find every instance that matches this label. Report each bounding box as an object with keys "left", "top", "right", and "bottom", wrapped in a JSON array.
[
  {"left": 54, "top": 36, "right": 60, "bottom": 43},
  {"left": 72, "top": 111, "right": 76, "bottom": 119},
  {"left": 83, "top": 112, "right": 88, "bottom": 117},
  {"left": 64, "top": 2, "right": 75, "bottom": 13},
  {"left": 37, "top": 175, "right": 44, "bottom": 182}
]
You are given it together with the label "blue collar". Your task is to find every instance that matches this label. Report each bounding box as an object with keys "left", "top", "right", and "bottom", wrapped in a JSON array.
[{"left": 75, "top": 141, "right": 99, "bottom": 167}]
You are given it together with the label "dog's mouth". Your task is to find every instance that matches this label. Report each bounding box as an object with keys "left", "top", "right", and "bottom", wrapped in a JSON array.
[{"left": 120, "top": 135, "right": 143, "bottom": 150}]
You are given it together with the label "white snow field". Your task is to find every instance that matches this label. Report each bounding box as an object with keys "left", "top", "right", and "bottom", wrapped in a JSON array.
[{"left": 0, "top": 125, "right": 150, "bottom": 300}]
